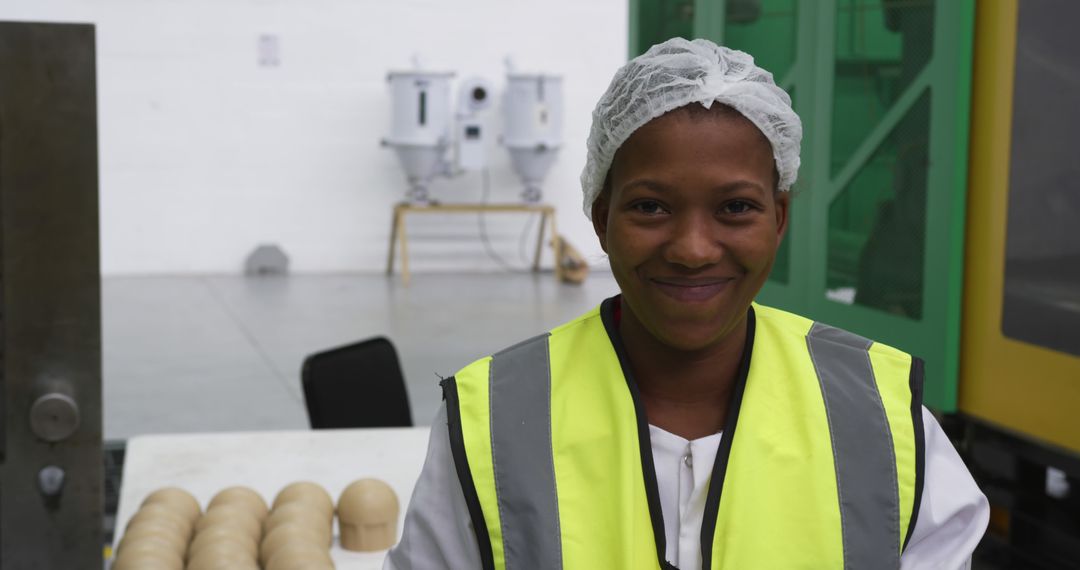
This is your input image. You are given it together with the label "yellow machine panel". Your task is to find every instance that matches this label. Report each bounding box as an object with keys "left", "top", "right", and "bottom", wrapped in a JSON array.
[{"left": 960, "top": 0, "right": 1080, "bottom": 455}]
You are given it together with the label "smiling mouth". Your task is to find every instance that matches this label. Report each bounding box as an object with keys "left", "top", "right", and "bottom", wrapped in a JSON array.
[{"left": 649, "top": 278, "right": 733, "bottom": 302}]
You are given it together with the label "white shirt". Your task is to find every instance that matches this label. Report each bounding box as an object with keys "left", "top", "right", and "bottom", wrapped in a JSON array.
[{"left": 385, "top": 406, "right": 988, "bottom": 570}]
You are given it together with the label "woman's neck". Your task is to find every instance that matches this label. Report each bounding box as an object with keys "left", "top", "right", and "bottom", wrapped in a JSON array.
[{"left": 618, "top": 300, "right": 748, "bottom": 440}]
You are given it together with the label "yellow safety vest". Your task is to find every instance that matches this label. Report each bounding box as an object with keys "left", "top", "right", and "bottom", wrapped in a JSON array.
[{"left": 443, "top": 298, "right": 924, "bottom": 569}]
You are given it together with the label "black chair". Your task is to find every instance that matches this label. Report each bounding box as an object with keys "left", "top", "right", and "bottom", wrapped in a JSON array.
[{"left": 301, "top": 336, "right": 413, "bottom": 428}]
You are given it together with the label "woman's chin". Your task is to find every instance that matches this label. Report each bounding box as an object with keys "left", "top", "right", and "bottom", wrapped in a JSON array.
[{"left": 644, "top": 317, "right": 738, "bottom": 353}]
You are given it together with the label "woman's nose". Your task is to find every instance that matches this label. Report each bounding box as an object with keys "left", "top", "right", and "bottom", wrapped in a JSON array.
[{"left": 664, "top": 215, "right": 724, "bottom": 269}]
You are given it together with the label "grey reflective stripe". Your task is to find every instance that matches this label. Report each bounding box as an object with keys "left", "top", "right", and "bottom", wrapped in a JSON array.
[
  {"left": 489, "top": 333, "right": 563, "bottom": 570},
  {"left": 806, "top": 323, "right": 901, "bottom": 570}
]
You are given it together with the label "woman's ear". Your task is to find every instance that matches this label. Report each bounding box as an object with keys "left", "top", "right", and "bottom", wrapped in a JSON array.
[
  {"left": 774, "top": 191, "right": 791, "bottom": 245},
  {"left": 591, "top": 192, "right": 611, "bottom": 254}
]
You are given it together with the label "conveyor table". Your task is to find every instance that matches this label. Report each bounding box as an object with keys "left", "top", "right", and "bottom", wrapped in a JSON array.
[{"left": 113, "top": 427, "right": 430, "bottom": 569}]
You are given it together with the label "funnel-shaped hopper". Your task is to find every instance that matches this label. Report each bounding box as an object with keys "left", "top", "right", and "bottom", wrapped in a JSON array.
[
  {"left": 507, "top": 145, "right": 559, "bottom": 202},
  {"left": 389, "top": 143, "right": 446, "bottom": 202}
]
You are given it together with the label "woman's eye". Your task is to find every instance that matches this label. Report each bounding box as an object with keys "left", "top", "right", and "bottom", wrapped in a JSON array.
[
  {"left": 722, "top": 200, "right": 754, "bottom": 215},
  {"left": 631, "top": 200, "right": 667, "bottom": 215}
]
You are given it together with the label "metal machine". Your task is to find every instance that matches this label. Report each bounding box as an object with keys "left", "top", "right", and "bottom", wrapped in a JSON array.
[
  {"left": 0, "top": 21, "right": 104, "bottom": 568},
  {"left": 456, "top": 76, "right": 496, "bottom": 172},
  {"left": 382, "top": 70, "right": 456, "bottom": 203},
  {"left": 383, "top": 64, "right": 563, "bottom": 204},
  {"left": 382, "top": 69, "right": 498, "bottom": 203},
  {"left": 501, "top": 72, "right": 563, "bottom": 202}
]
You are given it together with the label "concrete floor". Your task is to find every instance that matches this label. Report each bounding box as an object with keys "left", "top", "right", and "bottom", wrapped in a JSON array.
[{"left": 103, "top": 271, "right": 619, "bottom": 440}]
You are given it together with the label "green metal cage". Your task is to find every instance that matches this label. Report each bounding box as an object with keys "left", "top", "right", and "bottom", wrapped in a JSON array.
[{"left": 628, "top": 0, "right": 975, "bottom": 411}]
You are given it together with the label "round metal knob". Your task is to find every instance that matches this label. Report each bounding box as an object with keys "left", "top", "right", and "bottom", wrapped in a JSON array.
[{"left": 29, "top": 393, "right": 80, "bottom": 442}]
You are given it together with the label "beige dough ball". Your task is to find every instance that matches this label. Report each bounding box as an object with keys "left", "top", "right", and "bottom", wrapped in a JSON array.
[
  {"left": 263, "top": 502, "right": 332, "bottom": 545},
  {"left": 338, "top": 478, "right": 399, "bottom": 552},
  {"left": 195, "top": 504, "right": 263, "bottom": 540},
  {"left": 140, "top": 487, "right": 201, "bottom": 525},
  {"left": 186, "top": 558, "right": 260, "bottom": 570},
  {"left": 259, "top": 522, "right": 330, "bottom": 566},
  {"left": 116, "top": 530, "right": 185, "bottom": 559},
  {"left": 185, "top": 540, "right": 260, "bottom": 570},
  {"left": 207, "top": 486, "right": 269, "bottom": 521},
  {"left": 187, "top": 559, "right": 260, "bottom": 570},
  {"left": 126, "top": 504, "right": 193, "bottom": 541},
  {"left": 188, "top": 525, "right": 259, "bottom": 560},
  {"left": 117, "top": 522, "right": 189, "bottom": 555},
  {"left": 112, "top": 539, "right": 184, "bottom": 566},
  {"left": 111, "top": 545, "right": 183, "bottom": 570},
  {"left": 272, "top": 481, "right": 335, "bottom": 522},
  {"left": 268, "top": 560, "right": 335, "bottom": 570},
  {"left": 265, "top": 541, "right": 334, "bottom": 570}
]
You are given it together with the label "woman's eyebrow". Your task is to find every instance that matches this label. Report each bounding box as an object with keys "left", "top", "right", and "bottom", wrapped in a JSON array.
[
  {"left": 619, "top": 179, "right": 768, "bottom": 195},
  {"left": 618, "top": 178, "right": 671, "bottom": 193},
  {"left": 714, "top": 180, "right": 768, "bottom": 196}
]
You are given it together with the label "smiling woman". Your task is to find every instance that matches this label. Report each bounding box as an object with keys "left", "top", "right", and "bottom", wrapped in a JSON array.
[
  {"left": 592, "top": 103, "right": 789, "bottom": 440},
  {"left": 597, "top": 104, "right": 784, "bottom": 345},
  {"left": 385, "top": 38, "right": 987, "bottom": 570}
]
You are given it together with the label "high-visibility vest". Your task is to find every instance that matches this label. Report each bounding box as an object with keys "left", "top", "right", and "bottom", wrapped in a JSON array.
[{"left": 442, "top": 298, "right": 925, "bottom": 570}]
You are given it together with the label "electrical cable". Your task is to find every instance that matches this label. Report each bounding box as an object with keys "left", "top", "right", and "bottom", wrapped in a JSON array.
[
  {"left": 518, "top": 213, "right": 538, "bottom": 266},
  {"left": 477, "top": 169, "right": 531, "bottom": 272}
]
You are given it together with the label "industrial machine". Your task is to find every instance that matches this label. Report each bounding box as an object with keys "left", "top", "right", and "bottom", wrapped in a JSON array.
[
  {"left": 382, "top": 64, "right": 562, "bottom": 204},
  {"left": 501, "top": 71, "right": 564, "bottom": 202},
  {"left": 0, "top": 21, "right": 104, "bottom": 569},
  {"left": 960, "top": 2, "right": 1080, "bottom": 565},
  {"left": 382, "top": 69, "right": 456, "bottom": 203},
  {"left": 456, "top": 76, "right": 496, "bottom": 172},
  {"left": 630, "top": 0, "right": 1079, "bottom": 566}
]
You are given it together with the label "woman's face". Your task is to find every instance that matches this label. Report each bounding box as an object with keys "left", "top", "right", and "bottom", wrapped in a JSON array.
[{"left": 592, "top": 105, "right": 789, "bottom": 352}]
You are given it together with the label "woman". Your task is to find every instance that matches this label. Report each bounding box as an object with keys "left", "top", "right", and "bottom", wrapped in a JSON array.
[{"left": 385, "top": 38, "right": 987, "bottom": 569}]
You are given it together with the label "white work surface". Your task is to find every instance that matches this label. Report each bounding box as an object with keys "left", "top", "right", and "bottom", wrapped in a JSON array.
[{"left": 114, "top": 427, "right": 430, "bottom": 570}]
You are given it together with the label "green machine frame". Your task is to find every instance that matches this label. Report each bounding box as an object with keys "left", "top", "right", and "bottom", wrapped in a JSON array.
[{"left": 629, "top": 0, "right": 974, "bottom": 411}]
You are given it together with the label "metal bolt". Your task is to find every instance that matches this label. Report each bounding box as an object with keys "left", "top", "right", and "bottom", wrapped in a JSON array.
[{"left": 38, "top": 465, "right": 66, "bottom": 497}]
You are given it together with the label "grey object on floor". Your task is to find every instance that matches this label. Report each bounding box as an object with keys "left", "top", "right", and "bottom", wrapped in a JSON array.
[{"left": 245, "top": 243, "right": 290, "bottom": 275}]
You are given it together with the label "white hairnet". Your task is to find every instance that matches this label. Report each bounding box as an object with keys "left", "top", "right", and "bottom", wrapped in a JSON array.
[{"left": 581, "top": 38, "right": 802, "bottom": 216}]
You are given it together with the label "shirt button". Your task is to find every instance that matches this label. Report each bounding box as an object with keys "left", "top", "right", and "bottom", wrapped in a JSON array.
[{"left": 683, "top": 454, "right": 693, "bottom": 468}]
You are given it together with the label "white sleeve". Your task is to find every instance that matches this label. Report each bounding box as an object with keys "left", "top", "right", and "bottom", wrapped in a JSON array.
[
  {"left": 900, "top": 407, "right": 989, "bottom": 570},
  {"left": 383, "top": 404, "right": 482, "bottom": 570}
]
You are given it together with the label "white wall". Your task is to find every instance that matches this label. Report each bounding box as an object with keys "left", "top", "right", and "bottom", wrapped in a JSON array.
[{"left": 3, "top": 0, "right": 626, "bottom": 275}]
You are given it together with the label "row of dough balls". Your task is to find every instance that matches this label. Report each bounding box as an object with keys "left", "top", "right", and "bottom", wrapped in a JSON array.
[
  {"left": 191, "top": 486, "right": 270, "bottom": 570},
  {"left": 112, "top": 480, "right": 397, "bottom": 570},
  {"left": 262, "top": 482, "right": 335, "bottom": 569},
  {"left": 112, "top": 486, "right": 198, "bottom": 570}
]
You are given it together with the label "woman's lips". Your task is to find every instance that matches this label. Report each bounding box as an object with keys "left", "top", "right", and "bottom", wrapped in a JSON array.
[{"left": 649, "top": 278, "right": 733, "bottom": 302}]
